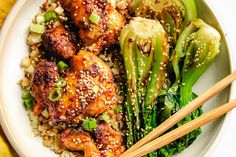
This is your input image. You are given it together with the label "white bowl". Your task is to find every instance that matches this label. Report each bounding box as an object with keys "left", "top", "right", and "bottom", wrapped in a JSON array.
[{"left": 0, "top": 0, "right": 235, "bottom": 157}]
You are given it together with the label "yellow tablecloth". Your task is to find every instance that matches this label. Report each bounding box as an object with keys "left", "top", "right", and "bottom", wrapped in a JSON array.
[{"left": 0, "top": 1, "right": 19, "bottom": 157}]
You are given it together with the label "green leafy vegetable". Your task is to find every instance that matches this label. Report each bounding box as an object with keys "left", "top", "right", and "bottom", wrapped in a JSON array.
[
  {"left": 156, "top": 19, "right": 221, "bottom": 156},
  {"left": 120, "top": 17, "right": 169, "bottom": 148},
  {"left": 120, "top": 16, "right": 220, "bottom": 157},
  {"left": 130, "top": 0, "right": 197, "bottom": 46},
  {"left": 172, "top": 19, "right": 221, "bottom": 83},
  {"left": 178, "top": 19, "right": 221, "bottom": 106}
]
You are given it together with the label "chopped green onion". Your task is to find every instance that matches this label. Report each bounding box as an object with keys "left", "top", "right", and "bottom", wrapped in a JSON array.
[
  {"left": 100, "top": 113, "right": 110, "bottom": 122},
  {"left": 23, "top": 99, "right": 34, "bottom": 109},
  {"left": 92, "top": 86, "right": 99, "bottom": 94},
  {"left": 57, "top": 61, "right": 69, "bottom": 72},
  {"left": 30, "top": 23, "right": 45, "bottom": 34},
  {"left": 114, "top": 104, "right": 123, "bottom": 113},
  {"left": 82, "top": 118, "right": 97, "bottom": 131},
  {"left": 49, "top": 88, "right": 62, "bottom": 102},
  {"left": 89, "top": 12, "right": 101, "bottom": 24},
  {"left": 22, "top": 90, "right": 32, "bottom": 99},
  {"left": 44, "top": 11, "right": 57, "bottom": 22},
  {"left": 22, "top": 90, "right": 35, "bottom": 109},
  {"left": 36, "top": 15, "right": 45, "bottom": 24},
  {"left": 56, "top": 78, "right": 67, "bottom": 88}
]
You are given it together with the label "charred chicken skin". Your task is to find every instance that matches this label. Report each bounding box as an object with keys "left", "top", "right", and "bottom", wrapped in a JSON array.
[
  {"left": 61, "top": 128, "right": 101, "bottom": 157},
  {"left": 30, "top": 59, "right": 59, "bottom": 115},
  {"left": 41, "top": 25, "right": 78, "bottom": 60},
  {"left": 61, "top": 123, "right": 124, "bottom": 157},
  {"left": 61, "top": 0, "right": 126, "bottom": 54},
  {"left": 94, "top": 123, "right": 125, "bottom": 156},
  {"left": 47, "top": 50, "right": 118, "bottom": 125}
]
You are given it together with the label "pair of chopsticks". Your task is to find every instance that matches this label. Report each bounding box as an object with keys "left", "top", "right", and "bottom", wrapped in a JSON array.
[{"left": 121, "top": 71, "right": 236, "bottom": 157}]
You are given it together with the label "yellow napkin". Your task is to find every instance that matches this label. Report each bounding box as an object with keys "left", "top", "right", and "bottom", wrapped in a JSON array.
[
  {"left": 0, "top": 128, "right": 17, "bottom": 157},
  {"left": 0, "top": 0, "right": 16, "bottom": 28},
  {"left": 1, "top": 1, "right": 18, "bottom": 157}
]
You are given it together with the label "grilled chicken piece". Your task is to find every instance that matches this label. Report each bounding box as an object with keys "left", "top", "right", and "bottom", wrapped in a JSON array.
[
  {"left": 61, "top": 0, "right": 126, "bottom": 54},
  {"left": 94, "top": 123, "right": 125, "bottom": 156},
  {"left": 48, "top": 50, "right": 118, "bottom": 125},
  {"left": 61, "top": 128, "right": 101, "bottom": 157},
  {"left": 60, "top": 123, "right": 125, "bottom": 157},
  {"left": 41, "top": 25, "right": 78, "bottom": 60},
  {"left": 30, "top": 60, "right": 59, "bottom": 115}
]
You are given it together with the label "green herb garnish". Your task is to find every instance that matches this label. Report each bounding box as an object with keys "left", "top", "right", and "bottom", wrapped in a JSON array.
[
  {"left": 100, "top": 113, "right": 110, "bottom": 122},
  {"left": 56, "top": 78, "right": 67, "bottom": 88},
  {"left": 22, "top": 90, "right": 35, "bottom": 109},
  {"left": 89, "top": 12, "right": 101, "bottom": 24},
  {"left": 44, "top": 11, "right": 57, "bottom": 22},
  {"left": 82, "top": 118, "right": 97, "bottom": 131},
  {"left": 114, "top": 104, "right": 122, "bottom": 113},
  {"left": 48, "top": 88, "right": 62, "bottom": 102},
  {"left": 30, "top": 23, "right": 45, "bottom": 34},
  {"left": 57, "top": 61, "right": 68, "bottom": 72}
]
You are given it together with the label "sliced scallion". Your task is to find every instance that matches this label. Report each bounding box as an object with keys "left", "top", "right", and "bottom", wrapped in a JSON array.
[
  {"left": 22, "top": 90, "right": 32, "bottom": 99},
  {"left": 56, "top": 78, "right": 67, "bottom": 88},
  {"left": 22, "top": 90, "right": 35, "bottom": 109},
  {"left": 36, "top": 15, "right": 45, "bottom": 24},
  {"left": 44, "top": 11, "right": 57, "bottom": 22},
  {"left": 82, "top": 118, "right": 97, "bottom": 131},
  {"left": 100, "top": 113, "right": 110, "bottom": 122},
  {"left": 30, "top": 23, "right": 45, "bottom": 34},
  {"left": 89, "top": 12, "right": 101, "bottom": 25},
  {"left": 23, "top": 99, "right": 34, "bottom": 109},
  {"left": 114, "top": 104, "right": 123, "bottom": 113},
  {"left": 49, "top": 88, "right": 62, "bottom": 102},
  {"left": 57, "top": 61, "right": 69, "bottom": 72}
]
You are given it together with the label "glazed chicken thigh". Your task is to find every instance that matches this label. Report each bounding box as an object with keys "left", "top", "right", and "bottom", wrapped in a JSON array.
[
  {"left": 41, "top": 25, "right": 78, "bottom": 60},
  {"left": 30, "top": 59, "right": 59, "bottom": 115},
  {"left": 61, "top": 0, "right": 126, "bottom": 54},
  {"left": 61, "top": 123, "right": 124, "bottom": 157},
  {"left": 93, "top": 123, "right": 125, "bottom": 156},
  {"left": 47, "top": 50, "right": 118, "bottom": 125},
  {"left": 61, "top": 128, "right": 101, "bottom": 157}
]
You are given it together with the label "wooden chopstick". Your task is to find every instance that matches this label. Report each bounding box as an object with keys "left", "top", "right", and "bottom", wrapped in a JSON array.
[
  {"left": 126, "top": 100, "right": 236, "bottom": 157},
  {"left": 121, "top": 71, "right": 236, "bottom": 157}
]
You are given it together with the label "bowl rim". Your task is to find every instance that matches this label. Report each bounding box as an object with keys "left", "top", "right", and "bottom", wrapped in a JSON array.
[
  {"left": 0, "top": 1, "right": 29, "bottom": 156},
  {"left": 0, "top": 0, "right": 235, "bottom": 157},
  {"left": 199, "top": 0, "right": 235, "bottom": 156}
]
